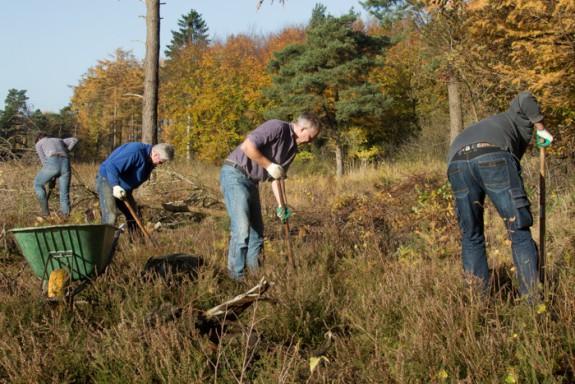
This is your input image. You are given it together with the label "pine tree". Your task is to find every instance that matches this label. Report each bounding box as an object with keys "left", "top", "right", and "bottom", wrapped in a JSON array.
[
  {"left": 165, "top": 9, "right": 210, "bottom": 59},
  {"left": 265, "top": 5, "right": 407, "bottom": 176},
  {"left": 0, "top": 89, "right": 29, "bottom": 139}
]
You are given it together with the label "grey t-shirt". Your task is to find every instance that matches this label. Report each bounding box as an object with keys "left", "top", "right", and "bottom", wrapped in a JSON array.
[
  {"left": 447, "top": 92, "right": 544, "bottom": 162},
  {"left": 35, "top": 137, "right": 78, "bottom": 164},
  {"left": 226, "top": 119, "right": 298, "bottom": 182}
]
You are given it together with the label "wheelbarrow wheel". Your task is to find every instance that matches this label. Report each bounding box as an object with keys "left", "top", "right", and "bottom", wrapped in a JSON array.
[{"left": 47, "top": 268, "right": 70, "bottom": 300}]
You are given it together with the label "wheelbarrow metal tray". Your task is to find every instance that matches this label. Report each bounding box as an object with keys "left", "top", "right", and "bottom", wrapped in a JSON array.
[{"left": 10, "top": 224, "right": 119, "bottom": 281}]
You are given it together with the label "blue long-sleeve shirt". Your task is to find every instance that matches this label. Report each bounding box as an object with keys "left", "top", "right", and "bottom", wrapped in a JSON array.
[{"left": 98, "top": 142, "right": 155, "bottom": 191}]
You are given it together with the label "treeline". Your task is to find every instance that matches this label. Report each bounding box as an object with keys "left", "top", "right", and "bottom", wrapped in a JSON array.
[
  {"left": 2, "top": 1, "right": 574, "bottom": 166},
  {"left": 0, "top": 89, "right": 77, "bottom": 160},
  {"left": 70, "top": 4, "right": 421, "bottom": 173}
]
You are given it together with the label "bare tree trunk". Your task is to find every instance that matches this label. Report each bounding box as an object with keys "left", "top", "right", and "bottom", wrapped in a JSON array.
[
  {"left": 447, "top": 70, "right": 463, "bottom": 144},
  {"left": 142, "top": 0, "right": 160, "bottom": 145},
  {"left": 335, "top": 141, "right": 344, "bottom": 178},
  {"left": 187, "top": 115, "right": 192, "bottom": 162},
  {"left": 112, "top": 88, "right": 117, "bottom": 151}
]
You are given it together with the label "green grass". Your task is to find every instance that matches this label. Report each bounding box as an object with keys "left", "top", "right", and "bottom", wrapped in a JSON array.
[{"left": 0, "top": 152, "right": 574, "bottom": 383}]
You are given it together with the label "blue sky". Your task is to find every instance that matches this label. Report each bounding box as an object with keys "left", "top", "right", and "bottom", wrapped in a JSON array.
[{"left": 0, "top": 0, "right": 368, "bottom": 113}]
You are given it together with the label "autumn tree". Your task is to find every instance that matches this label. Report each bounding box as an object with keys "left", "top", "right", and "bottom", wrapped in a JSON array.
[
  {"left": 71, "top": 49, "right": 143, "bottom": 159},
  {"left": 162, "top": 9, "right": 211, "bottom": 161},
  {"left": 462, "top": 0, "right": 575, "bottom": 154},
  {"left": 161, "top": 43, "right": 208, "bottom": 161},
  {"left": 363, "top": 0, "right": 474, "bottom": 143},
  {"left": 161, "top": 34, "right": 272, "bottom": 162},
  {"left": 261, "top": 26, "right": 306, "bottom": 59},
  {"left": 265, "top": 5, "right": 407, "bottom": 176},
  {"left": 165, "top": 9, "right": 209, "bottom": 58},
  {"left": 161, "top": 27, "right": 304, "bottom": 162}
]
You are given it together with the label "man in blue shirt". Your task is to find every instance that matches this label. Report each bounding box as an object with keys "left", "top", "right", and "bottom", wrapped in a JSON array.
[
  {"left": 34, "top": 133, "right": 78, "bottom": 217},
  {"left": 221, "top": 112, "right": 321, "bottom": 280},
  {"left": 447, "top": 92, "right": 553, "bottom": 298},
  {"left": 96, "top": 142, "right": 174, "bottom": 235}
]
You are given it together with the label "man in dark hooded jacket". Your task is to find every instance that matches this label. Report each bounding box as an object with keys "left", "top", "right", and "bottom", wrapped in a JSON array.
[{"left": 447, "top": 91, "right": 553, "bottom": 297}]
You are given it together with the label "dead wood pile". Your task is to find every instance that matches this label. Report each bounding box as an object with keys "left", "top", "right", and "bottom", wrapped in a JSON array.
[{"left": 142, "top": 168, "right": 226, "bottom": 229}]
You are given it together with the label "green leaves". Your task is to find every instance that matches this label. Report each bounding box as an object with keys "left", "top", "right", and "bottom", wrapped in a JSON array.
[
  {"left": 265, "top": 6, "right": 414, "bottom": 169},
  {"left": 165, "top": 9, "right": 210, "bottom": 59}
]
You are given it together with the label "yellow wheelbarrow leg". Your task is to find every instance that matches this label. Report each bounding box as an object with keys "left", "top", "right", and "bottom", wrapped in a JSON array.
[{"left": 47, "top": 268, "right": 70, "bottom": 300}]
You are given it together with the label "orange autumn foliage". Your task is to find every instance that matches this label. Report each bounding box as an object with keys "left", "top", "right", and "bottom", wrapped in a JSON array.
[{"left": 160, "top": 29, "right": 304, "bottom": 162}]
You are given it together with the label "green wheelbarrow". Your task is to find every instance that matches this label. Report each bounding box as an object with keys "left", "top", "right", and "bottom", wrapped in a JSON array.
[{"left": 9, "top": 224, "right": 122, "bottom": 302}]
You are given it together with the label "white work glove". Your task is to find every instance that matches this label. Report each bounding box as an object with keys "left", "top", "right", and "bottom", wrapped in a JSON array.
[
  {"left": 112, "top": 185, "right": 127, "bottom": 200},
  {"left": 535, "top": 129, "right": 553, "bottom": 148},
  {"left": 265, "top": 163, "right": 285, "bottom": 179}
]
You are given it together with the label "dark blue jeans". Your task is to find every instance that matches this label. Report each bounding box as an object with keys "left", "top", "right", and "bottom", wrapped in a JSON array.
[
  {"left": 34, "top": 156, "right": 71, "bottom": 216},
  {"left": 447, "top": 151, "right": 538, "bottom": 296},
  {"left": 220, "top": 165, "right": 263, "bottom": 280}
]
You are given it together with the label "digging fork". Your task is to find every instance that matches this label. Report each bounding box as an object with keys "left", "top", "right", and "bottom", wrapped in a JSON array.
[
  {"left": 278, "top": 179, "right": 296, "bottom": 270},
  {"left": 538, "top": 146, "right": 546, "bottom": 286},
  {"left": 123, "top": 198, "right": 158, "bottom": 247}
]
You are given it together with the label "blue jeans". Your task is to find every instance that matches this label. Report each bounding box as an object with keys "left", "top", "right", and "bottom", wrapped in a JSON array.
[
  {"left": 95, "top": 174, "right": 139, "bottom": 234},
  {"left": 220, "top": 165, "right": 263, "bottom": 280},
  {"left": 34, "top": 156, "right": 71, "bottom": 216},
  {"left": 447, "top": 151, "right": 539, "bottom": 296}
]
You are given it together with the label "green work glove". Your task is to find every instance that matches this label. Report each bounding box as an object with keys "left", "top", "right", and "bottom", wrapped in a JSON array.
[
  {"left": 536, "top": 129, "right": 553, "bottom": 148},
  {"left": 276, "top": 206, "right": 293, "bottom": 224}
]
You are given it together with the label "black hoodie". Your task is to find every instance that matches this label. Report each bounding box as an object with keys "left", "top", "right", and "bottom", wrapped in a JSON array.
[{"left": 447, "top": 92, "right": 544, "bottom": 163}]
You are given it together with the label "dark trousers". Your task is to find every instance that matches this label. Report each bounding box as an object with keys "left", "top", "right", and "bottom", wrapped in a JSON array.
[{"left": 447, "top": 151, "right": 538, "bottom": 296}]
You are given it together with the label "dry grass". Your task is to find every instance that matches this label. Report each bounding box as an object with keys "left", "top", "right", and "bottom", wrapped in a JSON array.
[{"left": 0, "top": 152, "right": 574, "bottom": 383}]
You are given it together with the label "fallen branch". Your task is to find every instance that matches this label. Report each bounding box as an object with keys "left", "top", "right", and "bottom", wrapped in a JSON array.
[
  {"left": 161, "top": 201, "right": 226, "bottom": 217},
  {"left": 144, "top": 276, "right": 272, "bottom": 345},
  {"left": 159, "top": 167, "right": 221, "bottom": 195},
  {"left": 203, "top": 277, "right": 271, "bottom": 320}
]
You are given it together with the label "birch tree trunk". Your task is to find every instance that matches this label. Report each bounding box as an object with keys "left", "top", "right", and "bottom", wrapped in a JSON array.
[
  {"left": 335, "top": 142, "right": 344, "bottom": 178},
  {"left": 187, "top": 115, "right": 192, "bottom": 162}
]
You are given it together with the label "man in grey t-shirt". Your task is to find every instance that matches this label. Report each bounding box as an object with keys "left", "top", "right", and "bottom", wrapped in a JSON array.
[
  {"left": 34, "top": 133, "right": 78, "bottom": 217},
  {"left": 220, "top": 112, "right": 321, "bottom": 280},
  {"left": 447, "top": 92, "right": 553, "bottom": 298}
]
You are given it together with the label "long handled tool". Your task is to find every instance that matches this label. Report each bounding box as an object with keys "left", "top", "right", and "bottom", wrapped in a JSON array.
[
  {"left": 123, "top": 198, "right": 158, "bottom": 246},
  {"left": 277, "top": 179, "right": 296, "bottom": 270},
  {"left": 538, "top": 146, "right": 546, "bottom": 285}
]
